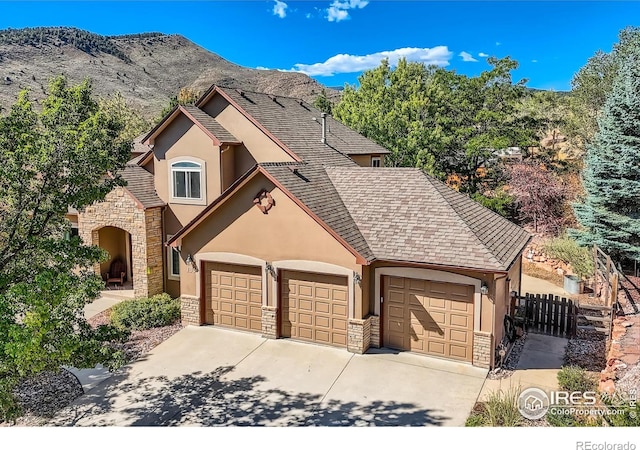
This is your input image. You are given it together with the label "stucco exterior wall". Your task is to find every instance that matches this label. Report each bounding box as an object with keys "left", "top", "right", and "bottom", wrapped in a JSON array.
[
  {"left": 78, "top": 187, "right": 164, "bottom": 298},
  {"left": 201, "top": 95, "right": 295, "bottom": 164},
  {"left": 178, "top": 174, "right": 360, "bottom": 304},
  {"left": 349, "top": 154, "right": 385, "bottom": 167}
]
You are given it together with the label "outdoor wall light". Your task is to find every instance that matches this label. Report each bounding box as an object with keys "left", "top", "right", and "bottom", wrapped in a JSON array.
[
  {"left": 265, "top": 262, "right": 277, "bottom": 279},
  {"left": 185, "top": 254, "right": 198, "bottom": 273},
  {"left": 480, "top": 282, "right": 489, "bottom": 295},
  {"left": 185, "top": 254, "right": 193, "bottom": 265},
  {"left": 353, "top": 272, "right": 362, "bottom": 285}
]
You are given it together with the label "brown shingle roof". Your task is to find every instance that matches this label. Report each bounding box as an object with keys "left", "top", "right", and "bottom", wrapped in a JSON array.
[
  {"left": 325, "top": 167, "right": 531, "bottom": 271},
  {"left": 260, "top": 162, "right": 374, "bottom": 262},
  {"left": 181, "top": 105, "right": 241, "bottom": 144},
  {"left": 121, "top": 164, "right": 165, "bottom": 209},
  {"left": 216, "top": 88, "right": 389, "bottom": 166}
]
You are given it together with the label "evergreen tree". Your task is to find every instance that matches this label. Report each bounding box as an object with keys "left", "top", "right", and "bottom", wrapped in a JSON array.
[
  {"left": 571, "top": 52, "right": 640, "bottom": 260},
  {"left": 313, "top": 88, "right": 333, "bottom": 115}
]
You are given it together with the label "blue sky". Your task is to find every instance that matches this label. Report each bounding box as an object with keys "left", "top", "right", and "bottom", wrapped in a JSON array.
[{"left": 0, "top": 1, "right": 638, "bottom": 91}]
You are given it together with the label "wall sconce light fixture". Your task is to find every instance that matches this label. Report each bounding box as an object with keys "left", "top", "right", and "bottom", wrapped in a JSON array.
[
  {"left": 353, "top": 272, "right": 362, "bottom": 285},
  {"left": 265, "top": 262, "right": 277, "bottom": 279},
  {"left": 480, "top": 281, "right": 489, "bottom": 295},
  {"left": 185, "top": 254, "right": 197, "bottom": 273}
]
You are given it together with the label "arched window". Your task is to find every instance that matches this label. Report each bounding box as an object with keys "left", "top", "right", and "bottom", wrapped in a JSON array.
[{"left": 171, "top": 161, "right": 202, "bottom": 200}]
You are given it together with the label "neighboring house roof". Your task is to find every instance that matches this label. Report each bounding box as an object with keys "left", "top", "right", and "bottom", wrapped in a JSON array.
[
  {"left": 202, "top": 87, "right": 390, "bottom": 165},
  {"left": 120, "top": 164, "right": 165, "bottom": 209},
  {"left": 259, "top": 162, "right": 375, "bottom": 262},
  {"left": 325, "top": 167, "right": 531, "bottom": 272},
  {"left": 132, "top": 133, "right": 149, "bottom": 155}
]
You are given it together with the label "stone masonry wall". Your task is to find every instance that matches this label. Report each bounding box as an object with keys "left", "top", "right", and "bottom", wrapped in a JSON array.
[
  {"left": 79, "top": 187, "right": 162, "bottom": 298},
  {"left": 347, "top": 317, "right": 371, "bottom": 354},
  {"left": 473, "top": 331, "right": 493, "bottom": 368},
  {"left": 261, "top": 306, "right": 278, "bottom": 339},
  {"left": 180, "top": 295, "right": 201, "bottom": 326},
  {"left": 144, "top": 208, "right": 164, "bottom": 296},
  {"left": 369, "top": 315, "right": 380, "bottom": 348}
]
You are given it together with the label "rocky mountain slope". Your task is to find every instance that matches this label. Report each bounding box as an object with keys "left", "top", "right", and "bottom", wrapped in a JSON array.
[{"left": 0, "top": 27, "right": 338, "bottom": 118}]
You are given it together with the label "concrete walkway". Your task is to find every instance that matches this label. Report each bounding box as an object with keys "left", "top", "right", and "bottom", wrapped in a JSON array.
[
  {"left": 479, "top": 333, "right": 567, "bottom": 400},
  {"left": 53, "top": 326, "right": 488, "bottom": 427},
  {"left": 66, "top": 290, "right": 133, "bottom": 392},
  {"left": 521, "top": 274, "right": 568, "bottom": 298}
]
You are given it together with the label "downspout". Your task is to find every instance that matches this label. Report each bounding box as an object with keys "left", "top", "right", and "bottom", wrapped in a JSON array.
[
  {"left": 321, "top": 112, "right": 327, "bottom": 144},
  {"left": 161, "top": 205, "right": 167, "bottom": 294}
]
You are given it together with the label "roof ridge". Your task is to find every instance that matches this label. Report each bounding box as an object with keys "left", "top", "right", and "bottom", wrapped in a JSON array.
[
  {"left": 215, "top": 85, "right": 312, "bottom": 103},
  {"left": 420, "top": 171, "right": 504, "bottom": 268}
]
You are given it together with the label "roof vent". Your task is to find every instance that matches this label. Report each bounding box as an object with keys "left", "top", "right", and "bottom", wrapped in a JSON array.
[
  {"left": 235, "top": 88, "right": 245, "bottom": 97},
  {"left": 321, "top": 112, "right": 327, "bottom": 145},
  {"left": 287, "top": 165, "right": 299, "bottom": 175},
  {"left": 269, "top": 94, "right": 277, "bottom": 102}
]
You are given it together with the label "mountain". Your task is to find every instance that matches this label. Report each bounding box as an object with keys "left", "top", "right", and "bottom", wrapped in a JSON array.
[{"left": 0, "top": 27, "right": 339, "bottom": 118}]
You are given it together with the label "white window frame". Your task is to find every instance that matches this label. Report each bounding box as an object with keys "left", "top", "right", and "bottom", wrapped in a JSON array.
[
  {"left": 167, "top": 235, "right": 180, "bottom": 281},
  {"left": 169, "top": 157, "right": 206, "bottom": 205},
  {"left": 371, "top": 156, "right": 381, "bottom": 167}
]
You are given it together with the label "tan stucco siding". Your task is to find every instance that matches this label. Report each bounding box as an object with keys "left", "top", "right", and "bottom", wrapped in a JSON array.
[
  {"left": 152, "top": 113, "right": 221, "bottom": 226},
  {"left": 508, "top": 257, "right": 522, "bottom": 295},
  {"left": 98, "top": 226, "right": 128, "bottom": 275},
  {"left": 493, "top": 275, "right": 509, "bottom": 345},
  {"left": 179, "top": 174, "right": 359, "bottom": 303},
  {"left": 201, "top": 95, "right": 295, "bottom": 164},
  {"left": 350, "top": 154, "right": 385, "bottom": 168}
]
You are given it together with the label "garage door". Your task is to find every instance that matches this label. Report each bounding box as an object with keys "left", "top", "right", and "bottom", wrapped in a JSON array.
[
  {"left": 383, "top": 276, "right": 474, "bottom": 362},
  {"left": 204, "top": 262, "right": 262, "bottom": 332},
  {"left": 281, "top": 270, "right": 348, "bottom": 347}
]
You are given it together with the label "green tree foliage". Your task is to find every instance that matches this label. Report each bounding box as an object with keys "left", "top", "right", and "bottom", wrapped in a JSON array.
[
  {"left": 333, "top": 57, "right": 536, "bottom": 193},
  {"left": 99, "top": 92, "right": 150, "bottom": 143},
  {"left": 518, "top": 90, "right": 569, "bottom": 159},
  {"left": 571, "top": 51, "right": 640, "bottom": 261},
  {"left": 313, "top": 88, "right": 333, "bottom": 115},
  {"left": 568, "top": 26, "right": 640, "bottom": 153},
  {"left": 156, "top": 87, "right": 200, "bottom": 123},
  {"left": 0, "top": 76, "right": 130, "bottom": 420}
]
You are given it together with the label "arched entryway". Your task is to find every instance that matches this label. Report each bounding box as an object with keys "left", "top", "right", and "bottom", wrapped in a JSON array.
[{"left": 96, "top": 226, "right": 133, "bottom": 290}]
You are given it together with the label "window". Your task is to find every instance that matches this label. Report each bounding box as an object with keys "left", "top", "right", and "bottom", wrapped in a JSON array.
[
  {"left": 371, "top": 156, "right": 381, "bottom": 167},
  {"left": 167, "top": 235, "right": 180, "bottom": 280},
  {"left": 171, "top": 161, "right": 202, "bottom": 200}
]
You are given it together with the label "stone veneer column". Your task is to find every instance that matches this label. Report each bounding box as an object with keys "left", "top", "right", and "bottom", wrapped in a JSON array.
[
  {"left": 261, "top": 306, "right": 278, "bottom": 339},
  {"left": 180, "top": 295, "right": 201, "bottom": 325},
  {"left": 144, "top": 208, "right": 164, "bottom": 296},
  {"left": 369, "top": 315, "right": 381, "bottom": 348},
  {"left": 473, "top": 331, "right": 493, "bottom": 368},
  {"left": 347, "top": 317, "right": 371, "bottom": 354}
]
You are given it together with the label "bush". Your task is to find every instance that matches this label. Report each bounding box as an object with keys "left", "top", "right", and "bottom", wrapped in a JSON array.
[
  {"left": 557, "top": 366, "right": 597, "bottom": 392},
  {"left": 545, "top": 406, "right": 601, "bottom": 427},
  {"left": 471, "top": 190, "right": 516, "bottom": 219},
  {"left": 466, "top": 387, "right": 524, "bottom": 427},
  {"left": 543, "top": 236, "right": 594, "bottom": 279},
  {"left": 602, "top": 397, "right": 640, "bottom": 427},
  {"left": 110, "top": 293, "right": 180, "bottom": 331}
]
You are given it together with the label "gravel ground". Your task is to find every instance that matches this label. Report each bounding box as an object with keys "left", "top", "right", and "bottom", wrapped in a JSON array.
[
  {"left": 2, "top": 308, "right": 183, "bottom": 426},
  {"left": 564, "top": 329, "right": 608, "bottom": 372}
]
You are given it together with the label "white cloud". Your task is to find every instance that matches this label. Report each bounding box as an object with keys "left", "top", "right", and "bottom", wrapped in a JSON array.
[
  {"left": 290, "top": 46, "right": 453, "bottom": 76},
  {"left": 531, "top": 59, "right": 538, "bottom": 63},
  {"left": 495, "top": 41, "right": 501, "bottom": 46},
  {"left": 326, "top": 0, "right": 369, "bottom": 22},
  {"left": 306, "top": 12, "right": 312, "bottom": 19},
  {"left": 478, "top": 52, "right": 489, "bottom": 57},
  {"left": 272, "top": 0, "right": 288, "bottom": 18},
  {"left": 256, "top": 66, "right": 271, "bottom": 71},
  {"left": 459, "top": 51, "right": 478, "bottom": 62}
]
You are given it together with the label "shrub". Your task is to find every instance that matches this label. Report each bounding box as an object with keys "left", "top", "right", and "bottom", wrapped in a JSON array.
[
  {"left": 110, "top": 293, "right": 180, "bottom": 331},
  {"left": 557, "top": 366, "right": 597, "bottom": 392},
  {"left": 543, "top": 236, "right": 594, "bottom": 279},
  {"left": 465, "top": 410, "right": 486, "bottom": 427},
  {"left": 546, "top": 406, "right": 602, "bottom": 427},
  {"left": 481, "top": 387, "right": 524, "bottom": 427},
  {"left": 602, "top": 396, "right": 640, "bottom": 427}
]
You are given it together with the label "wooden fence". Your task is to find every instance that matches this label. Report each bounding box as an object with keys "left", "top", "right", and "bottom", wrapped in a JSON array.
[
  {"left": 515, "top": 293, "right": 578, "bottom": 338},
  {"left": 593, "top": 245, "right": 619, "bottom": 308}
]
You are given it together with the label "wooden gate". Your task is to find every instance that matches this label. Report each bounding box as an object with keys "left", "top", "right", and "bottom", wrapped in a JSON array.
[{"left": 517, "top": 293, "right": 578, "bottom": 338}]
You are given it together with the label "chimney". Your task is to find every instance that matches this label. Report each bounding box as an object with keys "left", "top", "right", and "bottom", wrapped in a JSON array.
[{"left": 321, "top": 112, "right": 327, "bottom": 144}]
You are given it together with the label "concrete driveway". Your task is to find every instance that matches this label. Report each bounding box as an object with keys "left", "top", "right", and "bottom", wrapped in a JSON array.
[{"left": 52, "top": 326, "right": 487, "bottom": 426}]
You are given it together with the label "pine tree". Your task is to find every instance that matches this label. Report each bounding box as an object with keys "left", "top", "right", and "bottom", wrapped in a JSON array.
[{"left": 571, "top": 51, "right": 640, "bottom": 260}]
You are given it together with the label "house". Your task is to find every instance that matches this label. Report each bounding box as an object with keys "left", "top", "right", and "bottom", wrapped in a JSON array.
[{"left": 72, "top": 85, "right": 531, "bottom": 369}]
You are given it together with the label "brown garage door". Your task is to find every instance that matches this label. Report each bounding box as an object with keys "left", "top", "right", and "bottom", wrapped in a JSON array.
[
  {"left": 383, "top": 275, "right": 474, "bottom": 362},
  {"left": 204, "top": 262, "right": 262, "bottom": 332},
  {"left": 281, "top": 270, "right": 348, "bottom": 347}
]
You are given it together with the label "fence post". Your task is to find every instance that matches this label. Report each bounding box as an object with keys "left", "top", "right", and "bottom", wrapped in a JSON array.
[{"left": 610, "top": 272, "right": 619, "bottom": 308}]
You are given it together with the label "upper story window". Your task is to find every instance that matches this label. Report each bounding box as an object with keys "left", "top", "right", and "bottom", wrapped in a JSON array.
[
  {"left": 371, "top": 156, "right": 381, "bottom": 167},
  {"left": 171, "top": 160, "right": 203, "bottom": 202}
]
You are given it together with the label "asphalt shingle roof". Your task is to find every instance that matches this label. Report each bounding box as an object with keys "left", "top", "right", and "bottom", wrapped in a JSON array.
[
  {"left": 218, "top": 88, "right": 389, "bottom": 166},
  {"left": 182, "top": 105, "right": 240, "bottom": 144},
  {"left": 121, "top": 164, "right": 165, "bottom": 209},
  {"left": 325, "top": 167, "right": 531, "bottom": 271}
]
